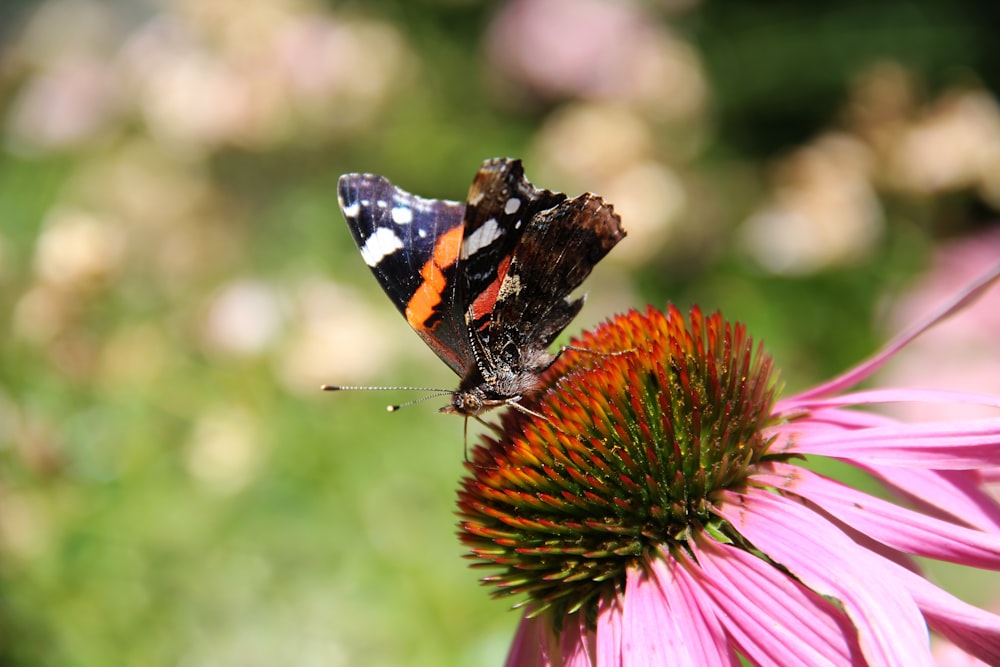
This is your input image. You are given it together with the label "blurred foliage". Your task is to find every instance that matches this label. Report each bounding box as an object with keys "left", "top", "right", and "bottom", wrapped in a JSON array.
[{"left": 0, "top": 0, "right": 999, "bottom": 665}]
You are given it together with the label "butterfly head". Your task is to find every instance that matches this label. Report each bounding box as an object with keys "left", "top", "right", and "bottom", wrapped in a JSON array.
[
  {"left": 439, "top": 387, "right": 500, "bottom": 417},
  {"left": 440, "top": 356, "right": 553, "bottom": 416}
]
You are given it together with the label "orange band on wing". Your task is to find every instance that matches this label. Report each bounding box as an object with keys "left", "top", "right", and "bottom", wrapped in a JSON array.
[
  {"left": 406, "top": 225, "right": 463, "bottom": 330},
  {"left": 469, "top": 255, "right": 511, "bottom": 328}
]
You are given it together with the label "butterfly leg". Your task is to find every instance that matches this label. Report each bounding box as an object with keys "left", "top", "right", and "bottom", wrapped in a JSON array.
[
  {"left": 464, "top": 416, "right": 509, "bottom": 468},
  {"left": 505, "top": 397, "right": 549, "bottom": 421},
  {"left": 474, "top": 415, "right": 506, "bottom": 437},
  {"left": 557, "top": 344, "right": 636, "bottom": 358}
]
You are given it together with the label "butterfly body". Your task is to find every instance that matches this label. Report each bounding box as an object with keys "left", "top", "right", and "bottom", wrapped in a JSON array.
[{"left": 337, "top": 158, "right": 625, "bottom": 416}]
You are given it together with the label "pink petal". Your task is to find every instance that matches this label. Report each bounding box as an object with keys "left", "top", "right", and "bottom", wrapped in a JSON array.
[
  {"left": 767, "top": 423, "right": 1000, "bottom": 531},
  {"left": 649, "top": 554, "right": 741, "bottom": 666},
  {"left": 561, "top": 611, "right": 596, "bottom": 667},
  {"left": 620, "top": 563, "right": 692, "bottom": 666},
  {"left": 787, "top": 405, "right": 897, "bottom": 428},
  {"left": 880, "top": 553, "right": 1000, "bottom": 664},
  {"left": 934, "top": 640, "right": 992, "bottom": 667},
  {"left": 779, "top": 417, "right": 1000, "bottom": 468},
  {"left": 595, "top": 593, "right": 624, "bottom": 667},
  {"left": 715, "top": 486, "right": 934, "bottom": 667},
  {"left": 777, "top": 388, "right": 1000, "bottom": 416},
  {"left": 506, "top": 611, "right": 556, "bottom": 667},
  {"left": 860, "top": 466, "right": 1000, "bottom": 532},
  {"left": 752, "top": 462, "right": 1000, "bottom": 569},
  {"left": 682, "top": 534, "right": 864, "bottom": 666},
  {"left": 790, "top": 264, "right": 1000, "bottom": 402}
]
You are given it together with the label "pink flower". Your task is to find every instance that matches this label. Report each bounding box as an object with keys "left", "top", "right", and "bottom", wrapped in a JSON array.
[
  {"left": 457, "top": 267, "right": 1000, "bottom": 666},
  {"left": 881, "top": 228, "right": 1000, "bottom": 422},
  {"left": 485, "top": 0, "right": 707, "bottom": 120}
]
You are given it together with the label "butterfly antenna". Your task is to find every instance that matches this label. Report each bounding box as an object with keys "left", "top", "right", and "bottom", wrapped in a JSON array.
[
  {"left": 321, "top": 384, "right": 452, "bottom": 412},
  {"left": 385, "top": 391, "right": 453, "bottom": 413},
  {"left": 322, "top": 384, "right": 451, "bottom": 392},
  {"left": 463, "top": 416, "right": 470, "bottom": 462}
]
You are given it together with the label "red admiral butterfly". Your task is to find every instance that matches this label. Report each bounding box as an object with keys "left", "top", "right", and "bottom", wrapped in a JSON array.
[{"left": 329, "top": 158, "right": 625, "bottom": 418}]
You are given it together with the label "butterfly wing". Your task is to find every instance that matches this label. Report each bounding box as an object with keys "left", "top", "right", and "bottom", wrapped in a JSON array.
[
  {"left": 456, "top": 159, "right": 567, "bottom": 336},
  {"left": 338, "top": 173, "right": 470, "bottom": 375},
  {"left": 488, "top": 193, "right": 626, "bottom": 366}
]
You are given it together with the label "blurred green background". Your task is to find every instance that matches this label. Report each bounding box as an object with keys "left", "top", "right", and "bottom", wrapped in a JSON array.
[{"left": 1, "top": 0, "right": 999, "bottom": 664}]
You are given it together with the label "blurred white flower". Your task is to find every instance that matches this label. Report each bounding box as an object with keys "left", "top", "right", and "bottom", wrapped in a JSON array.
[
  {"left": 278, "top": 279, "right": 399, "bottom": 395},
  {"left": 70, "top": 140, "right": 213, "bottom": 230},
  {"left": 185, "top": 406, "right": 265, "bottom": 495},
  {"left": 12, "top": 284, "right": 74, "bottom": 343},
  {"left": 600, "top": 160, "right": 686, "bottom": 263},
  {"left": 119, "top": 6, "right": 412, "bottom": 152},
  {"left": 33, "top": 207, "right": 125, "bottom": 290},
  {"left": 57, "top": 139, "right": 240, "bottom": 287},
  {"left": 531, "top": 104, "right": 691, "bottom": 263},
  {"left": 845, "top": 65, "right": 1000, "bottom": 207},
  {"left": 617, "top": 27, "right": 708, "bottom": 123},
  {"left": 275, "top": 15, "right": 414, "bottom": 134},
  {"left": 4, "top": 0, "right": 125, "bottom": 153},
  {"left": 741, "top": 133, "right": 884, "bottom": 275},
  {"left": 6, "top": 56, "right": 122, "bottom": 153},
  {"left": 843, "top": 61, "right": 918, "bottom": 150},
  {"left": 532, "top": 103, "right": 654, "bottom": 189},
  {"left": 487, "top": 0, "right": 707, "bottom": 122},
  {"left": 886, "top": 89, "right": 1000, "bottom": 196},
  {"left": 122, "top": 18, "right": 275, "bottom": 153},
  {"left": 201, "top": 279, "right": 289, "bottom": 357}
]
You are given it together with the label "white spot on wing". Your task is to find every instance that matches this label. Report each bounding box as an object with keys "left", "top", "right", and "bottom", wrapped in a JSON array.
[
  {"left": 391, "top": 206, "right": 413, "bottom": 224},
  {"left": 461, "top": 218, "right": 502, "bottom": 259},
  {"left": 376, "top": 199, "right": 388, "bottom": 208},
  {"left": 504, "top": 197, "right": 521, "bottom": 214},
  {"left": 342, "top": 201, "right": 360, "bottom": 218},
  {"left": 359, "top": 227, "right": 404, "bottom": 267}
]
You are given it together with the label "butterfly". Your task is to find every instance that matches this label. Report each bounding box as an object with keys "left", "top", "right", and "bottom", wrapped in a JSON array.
[{"left": 331, "top": 157, "right": 625, "bottom": 418}]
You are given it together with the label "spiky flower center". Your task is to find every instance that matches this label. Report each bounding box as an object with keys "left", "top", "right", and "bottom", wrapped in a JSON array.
[{"left": 457, "top": 305, "right": 778, "bottom": 620}]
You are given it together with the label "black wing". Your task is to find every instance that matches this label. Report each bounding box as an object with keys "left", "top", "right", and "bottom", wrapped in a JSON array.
[
  {"left": 338, "top": 173, "right": 470, "bottom": 375},
  {"left": 457, "top": 158, "right": 567, "bottom": 333},
  {"left": 487, "top": 193, "right": 626, "bottom": 365}
]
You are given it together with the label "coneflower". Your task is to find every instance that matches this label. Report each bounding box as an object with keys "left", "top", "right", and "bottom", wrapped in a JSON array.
[{"left": 458, "top": 268, "right": 1000, "bottom": 666}]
